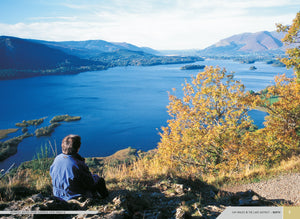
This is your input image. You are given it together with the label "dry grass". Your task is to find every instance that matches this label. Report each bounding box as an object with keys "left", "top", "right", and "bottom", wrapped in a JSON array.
[
  {"left": 0, "top": 155, "right": 54, "bottom": 202},
  {"left": 204, "top": 155, "right": 300, "bottom": 188},
  {"left": 104, "top": 155, "right": 168, "bottom": 181},
  {"left": 89, "top": 147, "right": 167, "bottom": 182},
  {"left": 101, "top": 151, "right": 300, "bottom": 191},
  {"left": 2, "top": 145, "right": 300, "bottom": 203},
  {"left": 0, "top": 167, "right": 51, "bottom": 201}
]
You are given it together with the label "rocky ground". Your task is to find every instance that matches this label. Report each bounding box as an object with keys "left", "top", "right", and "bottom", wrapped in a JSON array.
[
  {"left": 1, "top": 148, "right": 298, "bottom": 218},
  {"left": 0, "top": 177, "right": 277, "bottom": 219},
  {"left": 222, "top": 172, "right": 300, "bottom": 206}
]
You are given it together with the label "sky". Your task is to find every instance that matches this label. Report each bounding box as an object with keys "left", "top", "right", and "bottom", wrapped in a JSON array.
[{"left": 0, "top": 0, "right": 299, "bottom": 50}]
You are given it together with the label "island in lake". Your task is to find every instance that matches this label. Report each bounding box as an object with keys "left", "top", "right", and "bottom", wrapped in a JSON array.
[
  {"left": 50, "top": 115, "right": 81, "bottom": 123},
  {"left": 180, "top": 64, "right": 206, "bottom": 70},
  {"left": 0, "top": 114, "right": 81, "bottom": 161},
  {"left": 35, "top": 123, "right": 61, "bottom": 137},
  {"left": 0, "top": 129, "right": 18, "bottom": 140},
  {"left": 0, "top": 133, "right": 33, "bottom": 161},
  {"left": 15, "top": 117, "right": 46, "bottom": 127}
]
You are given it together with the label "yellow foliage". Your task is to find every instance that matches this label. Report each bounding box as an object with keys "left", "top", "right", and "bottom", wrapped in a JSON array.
[
  {"left": 106, "top": 12, "right": 300, "bottom": 182},
  {"left": 152, "top": 63, "right": 299, "bottom": 178},
  {"left": 156, "top": 66, "right": 256, "bottom": 176},
  {"left": 252, "top": 75, "right": 300, "bottom": 166},
  {"left": 277, "top": 12, "right": 300, "bottom": 80}
]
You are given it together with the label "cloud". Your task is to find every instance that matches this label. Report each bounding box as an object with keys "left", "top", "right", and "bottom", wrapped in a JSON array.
[
  {"left": 0, "top": 0, "right": 299, "bottom": 49},
  {"left": 176, "top": 0, "right": 297, "bottom": 9},
  {"left": 60, "top": 2, "right": 92, "bottom": 10},
  {"left": 28, "top": 16, "right": 78, "bottom": 21}
]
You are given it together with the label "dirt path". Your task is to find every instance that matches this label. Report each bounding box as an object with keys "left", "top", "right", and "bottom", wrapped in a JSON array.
[{"left": 222, "top": 173, "right": 300, "bottom": 205}]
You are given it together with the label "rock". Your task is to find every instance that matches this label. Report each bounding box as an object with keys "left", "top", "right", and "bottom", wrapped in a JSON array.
[
  {"left": 29, "top": 203, "right": 41, "bottom": 211},
  {"left": 169, "top": 192, "right": 176, "bottom": 197},
  {"left": 68, "top": 198, "right": 92, "bottom": 209},
  {"left": 105, "top": 209, "right": 128, "bottom": 219},
  {"left": 0, "top": 177, "right": 282, "bottom": 219},
  {"left": 113, "top": 195, "right": 127, "bottom": 208},
  {"left": 203, "top": 205, "right": 226, "bottom": 217},
  {"left": 235, "top": 190, "right": 273, "bottom": 206},
  {"left": 4, "top": 201, "right": 24, "bottom": 211},
  {"left": 174, "top": 184, "right": 184, "bottom": 194},
  {"left": 193, "top": 203, "right": 203, "bottom": 217},
  {"left": 31, "top": 193, "right": 44, "bottom": 202},
  {"left": 252, "top": 195, "right": 259, "bottom": 201},
  {"left": 111, "top": 192, "right": 152, "bottom": 217},
  {"left": 175, "top": 206, "right": 192, "bottom": 219}
]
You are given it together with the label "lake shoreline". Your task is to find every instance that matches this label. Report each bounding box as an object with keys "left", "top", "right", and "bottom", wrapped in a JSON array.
[
  {"left": 0, "top": 57, "right": 202, "bottom": 81},
  {"left": 0, "top": 60, "right": 293, "bottom": 169}
]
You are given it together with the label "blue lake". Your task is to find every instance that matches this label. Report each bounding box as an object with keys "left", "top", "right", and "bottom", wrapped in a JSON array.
[{"left": 0, "top": 59, "right": 294, "bottom": 169}]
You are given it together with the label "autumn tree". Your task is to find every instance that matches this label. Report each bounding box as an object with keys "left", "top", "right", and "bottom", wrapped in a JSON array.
[
  {"left": 277, "top": 12, "right": 300, "bottom": 80},
  {"left": 156, "top": 66, "right": 257, "bottom": 175},
  {"left": 155, "top": 13, "right": 300, "bottom": 177},
  {"left": 246, "top": 75, "right": 300, "bottom": 167},
  {"left": 249, "top": 12, "right": 300, "bottom": 166}
]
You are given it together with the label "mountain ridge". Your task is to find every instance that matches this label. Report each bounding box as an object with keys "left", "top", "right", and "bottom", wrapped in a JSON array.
[
  {"left": 0, "top": 36, "right": 100, "bottom": 70},
  {"left": 0, "top": 36, "right": 201, "bottom": 80},
  {"left": 159, "top": 30, "right": 287, "bottom": 56},
  {"left": 0, "top": 30, "right": 290, "bottom": 79},
  {"left": 197, "top": 30, "right": 286, "bottom": 56},
  {"left": 28, "top": 38, "right": 161, "bottom": 59}
]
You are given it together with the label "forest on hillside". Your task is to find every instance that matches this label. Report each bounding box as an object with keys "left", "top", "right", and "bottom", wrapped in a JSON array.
[{"left": 0, "top": 36, "right": 203, "bottom": 80}]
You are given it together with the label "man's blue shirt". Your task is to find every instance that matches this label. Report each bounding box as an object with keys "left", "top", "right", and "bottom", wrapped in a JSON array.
[{"left": 50, "top": 153, "right": 95, "bottom": 201}]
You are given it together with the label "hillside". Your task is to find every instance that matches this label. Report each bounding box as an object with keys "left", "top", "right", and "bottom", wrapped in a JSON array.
[
  {"left": 0, "top": 36, "right": 102, "bottom": 70},
  {"left": 197, "top": 31, "right": 286, "bottom": 56},
  {"left": 1, "top": 147, "right": 295, "bottom": 218},
  {"left": 0, "top": 36, "right": 107, "bottom": 79},
  {"left": 0, "top": 36, "right": 201, "bottom": 80},
  {"left": 157, "top": 31, "right": 287, "bottom": 57},
  {"left": 31, "top": 38, "right": 195, "bottom": 66},
  {"left": 31, "top": 39, "right": 160, "bottom": 59}
]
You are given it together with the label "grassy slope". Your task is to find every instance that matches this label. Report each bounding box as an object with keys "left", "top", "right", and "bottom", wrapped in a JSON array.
[
  {"left": 1, "top": 147, "right": 299, "bottom": 217},
  {"left": 3, "top": 146, "right": 300, "bottom": 193}
]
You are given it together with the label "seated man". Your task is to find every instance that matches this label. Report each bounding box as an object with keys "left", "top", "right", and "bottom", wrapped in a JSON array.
[{"left": 50, "top": 134, "right": 108, "bottom": 201}]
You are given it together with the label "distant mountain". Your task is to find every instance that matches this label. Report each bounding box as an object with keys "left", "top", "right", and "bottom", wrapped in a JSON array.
[
  {"left": 197, "top": 31, "right": 286, "bottom": 56},
  {"left": 0, "top": 36, "right": 107, "bottom": 79},
  {"left": 0, "top": 36, "right": 100, "bottom": 70},
  {"left": 0, "top": 36, "right": 201, "bottom": 80},
  {"left": 28, "top": 38, "right": 200, "bottom": 67},
  {"left": 30, "top": 39, "right": 161, "bottom": 59}
]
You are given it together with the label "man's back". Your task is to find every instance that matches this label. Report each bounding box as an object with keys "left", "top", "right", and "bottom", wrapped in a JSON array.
[{"left": 50, "top": 153, "right": 94, "bottom": 201}]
